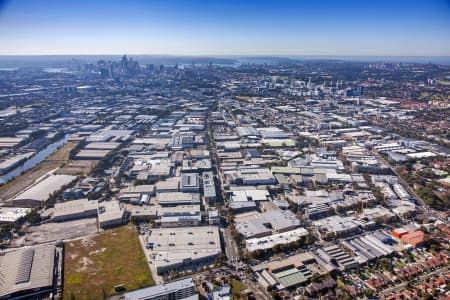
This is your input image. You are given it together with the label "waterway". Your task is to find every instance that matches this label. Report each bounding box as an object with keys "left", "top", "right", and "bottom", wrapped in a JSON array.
[{"left": 0, "top": 134, "right": 70, "bottom": 185}]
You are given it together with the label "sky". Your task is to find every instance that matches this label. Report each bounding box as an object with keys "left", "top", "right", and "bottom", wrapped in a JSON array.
[{"left": 0, "top": 0, "right": 449, "bottom": 56}]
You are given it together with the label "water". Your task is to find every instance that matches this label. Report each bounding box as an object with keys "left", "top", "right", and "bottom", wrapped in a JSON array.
[{"left": 0, "top": 134, "right": 70, "bottom": 185}]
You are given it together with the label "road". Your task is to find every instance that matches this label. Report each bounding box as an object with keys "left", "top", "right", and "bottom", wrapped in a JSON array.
[
  {"left": 222, "top": 227, "right": 239, "bottom": 263},
  {"left": 373, "top": 151, "right": 444, "bottom": 221}
]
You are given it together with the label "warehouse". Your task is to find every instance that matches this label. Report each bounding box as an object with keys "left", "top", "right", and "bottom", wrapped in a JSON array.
[
  {"left": 53, "top": 199, "right": 98, "bottom": 222},
  {"left": 392, "top": 183, "right": 410, "bottom": 200},
  {"left": 75, "top": 149, "right": 111, "bottom": 160},
  {"left": 156, "top": 177, "right": 180, "bottom": 193},
  {"left": 235, "top": 218, "right": 272, "bottom": 238},
  {"left": 147, "top": 159, "right": 173, "bottom": 179},
  {"left": 157, "top": 192, "right": 201, "bottom": 206},
  {"left": 340, "top": 230, "right": 395, "bottom": 264},
  {"left": 314, "top": 215, "right": 360, "bottom": 237},
  {"left": 86, "top": 128, "right": 133, "bottom": 142},
  {"left": 84, "top": 142, "right": 121, "bottom": 150},
  {"left": 236, "top": 126, "right": 259, "bottom": 137},
  {"left": 0, "top": 245, "right": 59, "bottom": 299},
  {"left": 0, "top": 152, "right": 35, "bottom": 174},
  {"left": 312, "top": 245, "right": 359, "bottom": 271},
  {"left": 258, "top": 127, "right": 290, "bottom": 139},
  {"left": 229, "top": 189, "right": 270, "bottom": 203},
  {"left": 253, "top": 252, "right": 326, "bottom": 290},
  {"left": 235, "top": 208, "right": 301, "bottom": 238},
  {"left": 0, "top": 207, "right": 32, "bottom": 223},
  {"left": 0, "top": 136, "right": 25, "bottom": 149},
  {"left": 158, "top": 205, "right": 202, "bottom": 228},
  {"left": 119, "top": 185, "right": 156, "bottom": 204},
  {"left": 246, "top": 228, "right": 308, "bottom": 252},
  {"left": 147, "top": 226, "right": 221, "bottom": 274},
  {"left": 123, "top": 277, "right": 198, "bottom": 300},
  {"left": 226, "top": 168, "right": 276, "bottom": 185},
  {"left": 261, "top": 209, "right": 301, "bottom": 232},
  {"left": 12, "top": 174, "right": 76, "bottom": 207},
  {"left": 180, "top": 173, "right": 200, "bottom": 192},
  {"left": 97, "top": 200, "right": 126, "bottom": 228},
  {"left": 202, "top": 171, "right": 216, "bottom": 204}
]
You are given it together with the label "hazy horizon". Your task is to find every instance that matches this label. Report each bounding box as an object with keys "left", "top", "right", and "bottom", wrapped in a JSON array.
[{"left": 1, "top": 54, "right": 450, "bottom": 68}]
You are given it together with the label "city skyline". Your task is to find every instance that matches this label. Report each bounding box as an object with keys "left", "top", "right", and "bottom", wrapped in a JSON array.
[{"left": 0, "top": 0, "right": 449, "bottom": 56}]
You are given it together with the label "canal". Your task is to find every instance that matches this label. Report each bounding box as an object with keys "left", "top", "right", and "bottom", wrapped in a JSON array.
[{"left": 0, "top": 134, "right": 70, "bottom": 185}]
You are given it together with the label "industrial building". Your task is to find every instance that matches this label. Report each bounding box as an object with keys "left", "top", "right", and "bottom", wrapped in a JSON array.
[
  {"left": 86, "top": 128, "right": 133, "bottom": 142},
  {"left": 246, "top": 228, "right": 309, "bottom": 252},
  {"left": 253, "top": 253, "right": 323, "bottom": 290},
  {"left": 0, "top": 245, "right": 59, "bottom": 299},
  {"left": 97, "top": 200, "right": 126, "bottom": 228},
  {"left": 12, "top": 174, "right": 76, "bottom": 207},
  {"left": 0, "top": 207, "right": 31, "bottom": 223},
  {"left": 157, "top": 192, "right": 201, "bottom": 206},
  {"left": 147, "top": 226, "right": 221, "bottom": 274},
  {"left": 84, "top": 142, "right": 120, "bottom": 150},
  {"left": 312, "top": 245, "right": 359, "bottom": 271},
  {"left": 225, "top": 167, "right": 276, "bottom": 185},
  {"left": 340, "top": 230, "right": 395, "bottom": 264},
  {"left": 75, "top": 149, "right": 111, "bottom": 160},
  {"left": 155, "top": 177, "right": 180, "bottom": 193},
  {"left": 401, "top": 231, "right": 427, "bottom": 248},
  {"left": 123, "top": 277, "right": 198, "bottom": 300},
  {"left": 202, "top": 171, "right": 216, "bottom": 204},
  {"left": 158, "top": 205, "right": 202, "bottom": 228},
  {"left": 313, "top": 215, "right": 360, "bottom": 237},
  {"left": 180, "top": 173, "right": 200, "bottom": 193},
  {"left": 53, "top": 199, "right": 98, "bottom": 222},
  {"left": 235, "top": 209, "right": 301, "bottom": 239},
  {"left": 0, "top": 152, "right": 34, "bottom": 175},
  {"left": 119, "top": 185, "right": 155, "bottom": 204}
]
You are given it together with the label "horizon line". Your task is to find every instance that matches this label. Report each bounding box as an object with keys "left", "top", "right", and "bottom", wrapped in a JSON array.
[{"left": 0, "top": 53, "right": 449, "bottom": 58}]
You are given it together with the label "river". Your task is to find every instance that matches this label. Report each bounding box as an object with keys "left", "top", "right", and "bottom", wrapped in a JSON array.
[{"left": 0, "top": 134, "right": 70, "bottom": 185}]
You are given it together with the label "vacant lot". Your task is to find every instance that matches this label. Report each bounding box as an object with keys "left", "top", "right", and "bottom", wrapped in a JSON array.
[
  {"left": 0, "top": 142, "right": 77, "bottom": 200},
  {"left": 57, "top": 159, "right": 97, "bottom": 176},
  {"left": 64, "top": 225, "right": 154, "bottom": 299},
  {"left": 47, "top": 142, "right": 78, "bottom": 161},
  {"left": 12, "top": 218, "right": 98, "bottom": 247}
]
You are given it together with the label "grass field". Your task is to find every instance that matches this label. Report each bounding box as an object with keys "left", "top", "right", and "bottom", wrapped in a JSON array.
[
  {"left": 0, "top": 142, "right": 77, "bottom": 200},
  {"left": 63, "top": 225, "right": 154, "bottom": 300}
]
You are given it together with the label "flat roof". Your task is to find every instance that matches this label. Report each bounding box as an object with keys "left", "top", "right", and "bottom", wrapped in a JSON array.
[
  {"left": 84, "top": 142, "right": 120, "bottom": 150},
  {"left": 0, "top": 207, "right": 32, "bottom": 223},
  {"left": 53, "top": 199, "right": 98, "bottom": 219},
  {"left": 157, "top": 192, "right": 200, "bottom": 205},
  {"left": 246, "top": 228, "right": 308, "bottom": 252},
  {"left": 76, "top": 149, "right": 110, "bottom": 158},
  {"left": 98, "top": 200, "right": 125, "bottom": 223},
  {"left": 149, "top": 226, "right": 221, "bottom": 271},
  {"left": 123, "top": 277, "right": 196, "bottom": 300}
]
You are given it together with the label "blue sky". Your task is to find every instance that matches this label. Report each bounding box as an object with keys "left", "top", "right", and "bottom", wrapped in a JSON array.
[{"left": 0, "top": 0, "right": 449, "bottom": 56}]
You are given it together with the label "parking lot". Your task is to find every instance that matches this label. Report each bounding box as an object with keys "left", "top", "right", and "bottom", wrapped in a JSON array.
[{"left": 12, "top": 218, "right": 98, "bottom": 246}]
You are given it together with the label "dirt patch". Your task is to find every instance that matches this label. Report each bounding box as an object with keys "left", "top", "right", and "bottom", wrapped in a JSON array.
[
  {"left": 57, "top": 160, "right": 97, "bottom": 176},
  {"left": 64, "top": 225, "right": 154, "bottom": 299}
]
